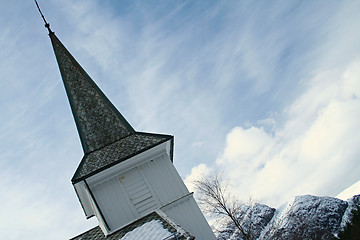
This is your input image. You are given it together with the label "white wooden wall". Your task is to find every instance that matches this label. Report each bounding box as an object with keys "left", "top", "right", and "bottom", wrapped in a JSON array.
[
  {"left": 91, "top": 176, "right": 137, "bottom": 231},
  {"left": 161, "top": 195, "right": 216, "bottom": 240},
  {"left": 140, "top": 153, "right": 189, "bottom": 205},
  {"left": 76, "top": 144, "right": 215, "bottom": 238},
  {"left": 89, "top": 151, "right": 190, "bottom": 233},
  {"left": 73, "top": 181, "right": 94, "bottom": 218}
]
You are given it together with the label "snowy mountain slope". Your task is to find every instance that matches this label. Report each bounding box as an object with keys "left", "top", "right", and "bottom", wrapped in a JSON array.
[
  {"left": 340, "top": 195, "right": 360, "bottom": 230},
  {"left": 260, "top": 195, "right": 347, "bottom": 239},
  {"left": 216, "top": 194, "right": 360, "bottom": 240},
  {"left": 336, "top": 180, "right": 360, "bottom": 201},
  {"left": 217, "top": 203, "right": 276, "bottom": 240}
]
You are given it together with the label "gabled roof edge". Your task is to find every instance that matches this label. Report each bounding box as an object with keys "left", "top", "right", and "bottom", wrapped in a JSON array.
[{"left": 71, "top": 133, "right": 173, "bottom": 184}]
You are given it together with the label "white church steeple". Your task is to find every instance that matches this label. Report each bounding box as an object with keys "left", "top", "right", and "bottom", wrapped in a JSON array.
[{"left": 36, "top": 2, "right": 215, "bottom": 239}]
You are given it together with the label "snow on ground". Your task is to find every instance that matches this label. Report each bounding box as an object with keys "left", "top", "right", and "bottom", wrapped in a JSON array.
[
  {"left": 336, "top": 180, "right": 360, "bottom": 201},
  {"left": 119, "top": 220, "right": 173, "bottom": 240}
]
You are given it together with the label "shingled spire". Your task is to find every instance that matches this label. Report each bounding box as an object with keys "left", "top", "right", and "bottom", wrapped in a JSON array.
[
  {"left": 36, "top": 1, "right": 173, "bottom": 183},
  {"left": 50, "top": 33, "right": 135, "bottom": 154},
  {"left": 37, "top": 3, "right": 215, "bottom": 239},
  {"left": 36, "top": 0, "right": 135, "bottom": 154},
  {"left": 47, "top": 30, "right": 173, "bottom": 183}
]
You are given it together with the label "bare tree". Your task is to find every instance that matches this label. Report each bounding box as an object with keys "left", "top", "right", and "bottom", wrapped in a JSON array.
[{"left": 193, "top": 172, "right": 252, "bottom": 240}]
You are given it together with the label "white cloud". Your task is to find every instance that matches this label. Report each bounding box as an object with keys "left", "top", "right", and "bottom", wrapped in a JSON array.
[
  {"left": 187, "top": 59, "right": 360, "bottom": 207},
  {"left": 340, "top": 60, "right": 360, "bottom": 99},
  {"left": 217, "top": 126, "right": 273, "bottom": 164},
  {"left": 184, "top": 163, "right": 212, "bottom": 193},
  {"left": 0, "top": 166, "right": 93, "bottom": 239},
  {"left": 2, "top": 0, "right": 360, "bottom": 238}
]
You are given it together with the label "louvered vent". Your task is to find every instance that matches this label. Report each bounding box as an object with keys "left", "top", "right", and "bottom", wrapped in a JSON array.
[{"left": 120, "top": 167, "right": 158, "bottom": 215}]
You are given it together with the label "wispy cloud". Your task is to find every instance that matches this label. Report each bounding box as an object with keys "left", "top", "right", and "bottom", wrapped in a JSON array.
[
  {"left": 187, "top": 58, "right": 360, "bottom": 207},
  {"left": 185, "top": 0, "right": 360, "bottom": 207},
  {"left": 1, "top": 0, "right": 360, "bottom": 239}
]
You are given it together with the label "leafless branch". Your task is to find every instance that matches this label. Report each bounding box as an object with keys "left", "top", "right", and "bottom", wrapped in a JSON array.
[{"left": 193, "top": 172, "right": 252, "bottom": 240}]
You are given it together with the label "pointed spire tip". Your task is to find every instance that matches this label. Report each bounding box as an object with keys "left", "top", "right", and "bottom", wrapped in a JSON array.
[{"left": 34, "top": 0, "right": 53, "bottom": 35}]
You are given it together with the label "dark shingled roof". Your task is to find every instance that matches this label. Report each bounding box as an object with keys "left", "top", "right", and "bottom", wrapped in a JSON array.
[
  {"left": 72, "top": 132, "right": 172, "bottom": 182},
  {"left": 48, "top": 32, "right": 174, "bottom": 182},
  {"left": 70, "top": 211, "right": 192, "bottom": 240},
  {"left": 50, "top": 33, "right": 135, "bottom": 154}
]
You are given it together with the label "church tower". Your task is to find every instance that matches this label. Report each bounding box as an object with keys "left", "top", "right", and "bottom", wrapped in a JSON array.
[{"left": 36, "top": 2, "right": 215, "bottom": 239}]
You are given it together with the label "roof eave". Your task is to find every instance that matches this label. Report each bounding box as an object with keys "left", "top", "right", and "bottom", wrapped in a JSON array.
[{"left": 71, "top": 133, "right": 173, "bottom": 184}]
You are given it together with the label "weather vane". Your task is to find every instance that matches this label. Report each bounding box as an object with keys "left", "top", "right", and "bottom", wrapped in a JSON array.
[{"left": 34, "top": 0, "right": 53, "bottom": 34}]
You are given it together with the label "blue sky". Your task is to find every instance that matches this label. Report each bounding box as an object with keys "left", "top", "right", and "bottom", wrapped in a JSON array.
[{"left": 1, "top": 0, "right": 360, "bottom": 239}]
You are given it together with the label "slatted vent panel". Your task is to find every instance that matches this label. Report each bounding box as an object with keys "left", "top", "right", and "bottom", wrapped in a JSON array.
[{"left": 120, "top": 167, "right": 157, "bottom": 215}]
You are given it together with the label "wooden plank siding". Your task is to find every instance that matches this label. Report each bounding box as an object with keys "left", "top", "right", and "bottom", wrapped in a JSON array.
[
  {"left": 91, "top": 177, "right": 137, "bottom": 231},
  {"left": 161, "top": 195, "right": 217, "bottom": 240},
  {"left": 89, "top": 152, "right": 189, "bottom": 233},
  {"left": 120, "top": 167, "right": 158, "bottom": 216},
  {"left": 141, "top": 154, "right": 189, "bottom": 206},
  {"left": 73, "top": 181, "right": 95, "bottom": 218}
]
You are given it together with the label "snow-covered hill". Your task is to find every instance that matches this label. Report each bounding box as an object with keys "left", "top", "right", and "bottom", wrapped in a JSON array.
[
  {"left": 336, "top": 180, "right": 360, "bottom": 201},
  {"left": 216, "top": 194, "right": 360, "bottom": 240}
]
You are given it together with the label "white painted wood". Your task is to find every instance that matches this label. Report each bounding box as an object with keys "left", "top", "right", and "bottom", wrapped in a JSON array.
[
  {"left": 87, "top": 141, "right": 171, "bottom": 186},
  {"left": 91, "top": 177, "right": 137, "bottom": 231},
  {"left": 120, "top": 167, "right": 158, "bottom": 216},
  {"left": 91, "top": 164, "right": 161, "bottom": 232},
  {"left": 140, "top": 154, "right": 189, "bottom": 206},
  {"left": 138, "top": 165, "right": 161, "bottom": 207},
  {"left": 85, "top": 143, "right": 214, "bottom": 238},
  {"left": 74, "top": 181, "right": 111, "bottom": 235},
  {"left": 161, "top": 195, "right": 216, "bottom": 240},
  {"left": 73, "top": 181, "right": 94, "bottom": 218}
]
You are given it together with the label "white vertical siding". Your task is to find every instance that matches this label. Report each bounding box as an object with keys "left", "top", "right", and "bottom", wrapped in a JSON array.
[
  {"left": 91, "top": 177, "right": 137, "bottom": 231},
  {"left": 141, "top": 153, "right": 189, "bottom": 206},
  {"left": 120, "top": 167, "right": 158, "bottom": 216},
  {"left": 73, "top": 181, "right": 94, "bottom": 218},
  {"left": 161, "top": 195, "right": 216, "bottom": 240},
  {"left": 88, "top": 150, "right": 213, "bottom": 237}
]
